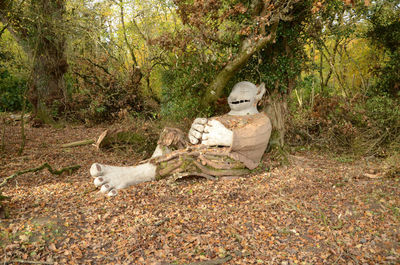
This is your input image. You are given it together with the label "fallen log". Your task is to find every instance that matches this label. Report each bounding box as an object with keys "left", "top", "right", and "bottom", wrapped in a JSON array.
[
  {"left": 0, "top": 163, "right": 81, "bottom": 188},
  {"left": 61, "top": 139, "right": 95, "bottom": 148}
]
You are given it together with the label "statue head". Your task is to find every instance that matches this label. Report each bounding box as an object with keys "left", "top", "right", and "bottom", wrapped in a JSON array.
[{"left": 228, "top": 81, "right": 266, "bottom": 116}]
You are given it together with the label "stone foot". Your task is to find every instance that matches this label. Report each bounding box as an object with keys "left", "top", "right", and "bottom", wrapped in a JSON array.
[{"left": 90, "top": 162, "right": 157, "bottom": 196}]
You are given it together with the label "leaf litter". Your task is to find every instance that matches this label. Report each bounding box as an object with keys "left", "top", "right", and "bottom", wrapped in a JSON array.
[{"left": 0, "top": 123, "right": 399, "bottom": 264}]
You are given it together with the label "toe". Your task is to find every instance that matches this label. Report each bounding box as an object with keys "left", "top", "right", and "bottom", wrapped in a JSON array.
[
  {"left": 90, "top": 163, "right": 103, "bottom": 177},
  {"left": 100, "top": 184, "right": 112, "bottom": 193},
  {"left": 94, "top": 177, "right": 106, "bottom": 187},
  {"left": 107, "top": 189, "right": 118, "bottom": 197}
]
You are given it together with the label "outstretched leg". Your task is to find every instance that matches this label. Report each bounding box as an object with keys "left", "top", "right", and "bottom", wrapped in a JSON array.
[
  {"left": 90, "top": 162, "right": 157, "bottom": 196},
  {"left": 89, "top": 127, "right": 188, "bottom": 196}
]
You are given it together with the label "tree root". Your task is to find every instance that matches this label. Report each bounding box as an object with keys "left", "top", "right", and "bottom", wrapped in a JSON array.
[{"left": 0, "top": 163, "right": 81, "bottom": 188}]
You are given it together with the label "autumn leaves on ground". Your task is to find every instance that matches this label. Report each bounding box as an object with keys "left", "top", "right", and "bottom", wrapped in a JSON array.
[{"left": 0, "top": 122, "right": 399, "bottom": 265}]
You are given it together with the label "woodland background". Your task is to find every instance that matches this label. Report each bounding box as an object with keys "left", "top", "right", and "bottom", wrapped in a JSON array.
[
  {"left": 0, "top": 0, "right": 399, "bottom": 264},
  {"left": 0, "top": 0, "right": 399, "bottom": 156}
]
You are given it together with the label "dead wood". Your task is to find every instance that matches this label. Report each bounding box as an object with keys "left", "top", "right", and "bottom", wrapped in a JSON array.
[
  {"left": 4, "top": 259, "right": 53, "bottom": 265},
  {"left": 159, "top": 160, "right": 183, "bottom": 176},
  {"left": 1, "top": 114, "right": 5, "bottom": 151},
  {"left": 94, "top": 129, "right": 108, "bottom": 149},
  {"left": 18, "top": 97, "right": 27, "bottom": 155},
  {"left": 174, "top": 172, "right": 216, "bottom": 181},
  {"left": 192, "top": 160, "right": 249, "bottom": 176},
  {"left": 198, "top": 155, "right": 235, "bottom": 170},
  {"left": 0, "top": 163, "right": 81, "bottom": 188},
  {"left": 94, "top": 129, "right": 147, "bottom": 149},
  {"left": 157, "top": 127, "right": 188, "bottom": 149},
  {"left": 61, "top": 139, "right": 95, "bottom": 148},
  {"left": 151, "top": 151, "right": 201, "bottom": 164}
]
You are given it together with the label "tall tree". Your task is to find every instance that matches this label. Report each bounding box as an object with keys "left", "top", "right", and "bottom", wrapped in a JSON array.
[
  {"left": 0, "top": 0, "right": 67, "bottom": 122},
  {"left": 176, "top": 0, "right": 301, "bottom": 107},
  {"left": 154, "top": 0, "right": 308, "bottom": 120},
  {"left": 366, "top": 0, "right": 400, "bottom": 97}
]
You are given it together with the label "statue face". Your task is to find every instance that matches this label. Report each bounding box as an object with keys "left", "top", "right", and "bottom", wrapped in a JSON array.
[{"left": 228, "top": 82, "right": 259, "bottom": 112}]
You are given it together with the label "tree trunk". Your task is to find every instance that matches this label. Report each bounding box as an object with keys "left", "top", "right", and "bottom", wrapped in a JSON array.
[
  {"left": 28, "top": 0, "right": 68, "bottom": 122},
  {"left": 202, "top": 23, "right": 279, "bottom": 107},
  {"left": 0, "top": 0, "right": 68, "bottom": 122},
  {"left": 264, "top": 91, "right": 288, "bottom": 147},
  {"left": 29, "top": 50, "right": 68, "bottom": 122}
]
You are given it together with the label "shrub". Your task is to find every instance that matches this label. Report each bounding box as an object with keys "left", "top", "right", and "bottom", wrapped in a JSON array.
[
  {"left": 288, "top": 94, "right": 400, "bottom": 155},
  {"left": 0, "top": 69, "right": 27, "bottom": 112},
  {"left": 66, "top": 56, "right": 150, "bottom": 123},
  {"left": 159, "top": 54, "right": 217, "bottom": 121}
]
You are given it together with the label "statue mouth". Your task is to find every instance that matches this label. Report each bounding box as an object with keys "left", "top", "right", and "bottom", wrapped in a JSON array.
[{"left": 230, "top": 100, "right": 250, "bottom": 105}]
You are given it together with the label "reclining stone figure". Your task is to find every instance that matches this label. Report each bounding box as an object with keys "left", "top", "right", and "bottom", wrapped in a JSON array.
[{"left": 90, "top": 81, "right": 272, "bottom": 196}]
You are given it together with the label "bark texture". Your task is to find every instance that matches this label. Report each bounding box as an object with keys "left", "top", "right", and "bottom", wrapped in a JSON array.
[
  {"left": 0, "top": 0, "right": 68, "bottom": 121},
  {"left": 264, "top": 92, "right": 288, "bottom": 146}
]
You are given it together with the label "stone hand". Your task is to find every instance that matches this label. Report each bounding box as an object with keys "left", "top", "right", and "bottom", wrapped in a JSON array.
[
  {"left": 201, "top": 119, "right": 233, "bottom": 147},
  {"left": 188, "top": 118, "right": 207, "bottom": 144}
]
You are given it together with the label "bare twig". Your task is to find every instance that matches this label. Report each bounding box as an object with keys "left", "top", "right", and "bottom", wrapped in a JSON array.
[
  {"left": 0, "top": 163, "right": 81, "bottom": 188},
  {"left": 174, "top": 172, "right": 216, "bottom": 181},
  {"left": 18, "top": 95, "right": 26, "bottom": 156},
  {"left": 0, "top": 114, "right": 5, "bottom": 151},
  {"left": 4, "top": 259, "right": 53, "bottom": 264}
]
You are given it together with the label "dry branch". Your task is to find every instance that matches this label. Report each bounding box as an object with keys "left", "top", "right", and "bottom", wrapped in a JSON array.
[
  {"left": 61, "top": 139, "right": 95, "bottom": 148},
  {"left": 0, "top": 163, "right": 81, "bottom": 188},
  {"left": 4, "top": 259, "right": 53, "bottom": 265},
  {"left": 159, "top": 160, "right": 183, "bottom": 176},
  {"left": 192, "top": 160, "right": 249, "bottom": 176},
  {"left": 198, "top": 155, "right": 235, "bottom": 170},
  {"left": 174, "top": 172, "right": 216, "bottom": 181}
]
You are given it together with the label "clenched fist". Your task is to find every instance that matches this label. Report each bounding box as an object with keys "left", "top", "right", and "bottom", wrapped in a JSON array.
[
  {"left": 188, "top": 118, "right": 233, "bottom": 147},
  {"left": 188, "top": 118, "right": 208, "bottom": 144},
  {"left": 202, "top": 119, "right": 233, "bottom": 147}
]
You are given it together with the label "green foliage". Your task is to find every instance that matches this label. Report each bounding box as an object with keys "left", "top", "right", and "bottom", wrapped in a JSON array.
[
  {"left": 160, "top": 69, "right": 202, "bottom": 121},
  {"left": 235, "top": 1, "right": 312, "bottom": 95},
  {"left": 370, "top": 51, "right": 400, "bottom": 97},
  {"left": 288, "top": 93, "right": 400, "bottom": 155},
  {"left": 160, "top": 55, "right": 217, "bottom": 121},
  {"left": 366, "top": 0, "right": 400, "bottom": 97},
  {"left": 364, "top": 95, "right": 400, "bottom": 129},
  {"left": 0, "top": 69, "right": 26, "bottom": 112},
  {"left": 0, "top": 25, "right": 28, "bottom": 112}
]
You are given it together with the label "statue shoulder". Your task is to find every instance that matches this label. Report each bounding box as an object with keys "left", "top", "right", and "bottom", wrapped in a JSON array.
[{"left": 258, "top": 112, "right": 271, "bottom": 121}]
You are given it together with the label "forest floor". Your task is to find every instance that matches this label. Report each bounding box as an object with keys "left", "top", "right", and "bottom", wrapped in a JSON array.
[{"left": 0, "top": 121, "right": 399, "bottom": 265}]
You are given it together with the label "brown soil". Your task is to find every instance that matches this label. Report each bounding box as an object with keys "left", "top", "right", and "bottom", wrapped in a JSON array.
[{"left": 0, "top": 121, "right": 399, "bottom": 264}]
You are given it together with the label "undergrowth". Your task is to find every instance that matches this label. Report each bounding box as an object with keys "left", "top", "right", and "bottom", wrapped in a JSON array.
[{"left": 287, "top": 94, "right": 400, "bottom": 158}]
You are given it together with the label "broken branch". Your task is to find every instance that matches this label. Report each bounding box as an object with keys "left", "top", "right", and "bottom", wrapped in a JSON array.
[
  {"left": 61, "top": 139, "right": 95, "bottom": 148},
  {"left": 0, "top": 163, "right": 81, "bottom": 188}
]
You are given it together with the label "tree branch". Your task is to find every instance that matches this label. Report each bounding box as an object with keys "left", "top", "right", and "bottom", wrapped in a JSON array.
[
  {"left": 0, "top": 21, "right": 9, "bottom": 38},
  {"left": 0, "top": 163, "right": 80, "bottom": 188},
  {"left": 202, "top": 22, "right": 279, "bottom": 106},
  {"left": 118, "top": 0, "right": 138, "bottom": 66}
]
